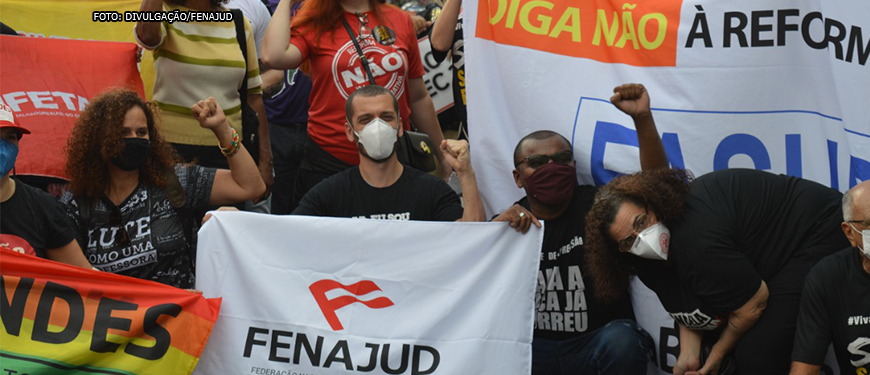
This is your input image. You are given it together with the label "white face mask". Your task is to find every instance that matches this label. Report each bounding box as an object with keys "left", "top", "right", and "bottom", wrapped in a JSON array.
[
  {"left": 848, "top": 223, "right": 870, "bottom": 259},
  {"left": 353, "top": 118, "right": 398, "bottom": 161},
  {"left": 628, "top": 222, "right": 671, "bottom": 261}
]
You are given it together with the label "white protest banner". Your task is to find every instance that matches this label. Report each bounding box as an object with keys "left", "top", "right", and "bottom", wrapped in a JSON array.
[
  {"left": 464, "top": 0, "right": 865, "bottom": 373},
  {"left": 466, "top": 0, "right": 870, "bottom": 215},
  {"left": 419, "top": 35, "right": 455, "bottom": 113},
  {"left": 194, "top": 213, "right": 542, "bottom": 375}
]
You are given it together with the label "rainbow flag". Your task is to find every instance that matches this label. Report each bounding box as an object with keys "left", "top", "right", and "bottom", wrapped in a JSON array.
[{"left": 1, "top": 249, "right": 221, "bottom": 374}]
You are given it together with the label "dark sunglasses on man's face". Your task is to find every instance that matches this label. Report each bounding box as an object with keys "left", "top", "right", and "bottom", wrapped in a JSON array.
[{"left": 515, "top": 150, "right": 574, "bottom": 168}]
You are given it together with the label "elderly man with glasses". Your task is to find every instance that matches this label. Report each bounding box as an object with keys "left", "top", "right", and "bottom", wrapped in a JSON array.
[
  {"left": 492, "top": 83, "right": 668, "bottom": 375},
  {"left": 791, "top": 179, "right": 870, "bottom": 375}
]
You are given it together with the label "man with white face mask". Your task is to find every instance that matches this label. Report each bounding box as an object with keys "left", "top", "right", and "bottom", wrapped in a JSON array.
[
  {"left": 293, "top": 85, "right": 484, "bottom": 221},
  {"left": 792, "top": 180, "right": 870, "bottom": 375}
]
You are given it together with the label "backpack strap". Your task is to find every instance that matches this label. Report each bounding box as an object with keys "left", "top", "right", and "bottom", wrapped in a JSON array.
[
  {"left": 231, "top": 8, "right": 249, "bottom": 107},
  {"left": 74, "top": 195, "right": 93, "bottom": 249},
  {"left": 162, "top": 167, "right": 187, "bottom": 209},
  {"left": 161, "top": 167, "right": 194, "bottom": 252}
]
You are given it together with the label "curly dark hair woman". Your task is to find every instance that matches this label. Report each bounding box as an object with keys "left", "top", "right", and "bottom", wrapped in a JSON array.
[
  {"left": 584, "top": 168, "right": 692, "bottom": 303},
  {"left": 65, "top": 88, "right": 176, "bottom": 200},
  {"left": 60, "top": 88, "right": 265, "bottom": 289},
  {"left": 583, "top": 168, "right": 848, "bottom": 375}
]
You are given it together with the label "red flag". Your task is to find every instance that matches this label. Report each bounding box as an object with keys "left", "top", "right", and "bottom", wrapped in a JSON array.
[{"left": 0, "top": 35, "right": 144, "bottom": 179}]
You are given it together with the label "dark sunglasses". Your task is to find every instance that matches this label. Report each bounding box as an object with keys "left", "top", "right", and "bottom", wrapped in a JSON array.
[
  {"left": 108, "top": 206, "right": 131, "bottom": 247},
  {"left": 515, "top": 150, "right": 574, "bottom": 168}
]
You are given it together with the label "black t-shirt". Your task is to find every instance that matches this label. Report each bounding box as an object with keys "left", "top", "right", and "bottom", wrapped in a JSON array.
[
  {"left": 638, "top": 169, "right": 845, "bottom": 329},
  {"left": 293, "top": 166, "right": 462, "bottom": 221},
  {"left": 1, "top": 180, "right": 77, "bottom": 259},
  {"left": 60, "top": 165, "right": 215, "bottom": 289},
  {"left": 428, "top": 5, "right": 466, "bottom": 124},
  {"left": 793, "top": 248, "right": 870, "bottom": 372},
  {"left": 519, "top": 185, "right": 635, "bottom": 340}
]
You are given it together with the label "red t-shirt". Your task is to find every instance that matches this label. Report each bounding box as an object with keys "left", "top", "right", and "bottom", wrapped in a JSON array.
[{"left": 291, "top": 6, "right": 425, "bottom": 165}]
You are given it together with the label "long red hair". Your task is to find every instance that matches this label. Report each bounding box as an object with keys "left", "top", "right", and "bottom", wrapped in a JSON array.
[{"left": 292, "top": 0, "right": 393, "bottom": 47}]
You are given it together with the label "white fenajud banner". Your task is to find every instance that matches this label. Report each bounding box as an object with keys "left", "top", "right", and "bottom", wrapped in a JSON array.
[
  {"left": 194, "top": 212, "right": 543, "bottom": 375},
  {"left": 464, "top": 0, "right": 864, "bottom": 374}
]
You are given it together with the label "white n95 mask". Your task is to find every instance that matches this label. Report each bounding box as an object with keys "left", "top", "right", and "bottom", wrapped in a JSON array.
[
  {"left": 629, "top": 222, "right": 671, "bottom": 261},
  {"left": 354, "top": 118, "right": 398, "bottom": 161},
  {"left": 849, "top": 223, "right": 870, "bottom": 260},
  {"left": 864, "top": 230, "right": 870, "bottom": 260}
]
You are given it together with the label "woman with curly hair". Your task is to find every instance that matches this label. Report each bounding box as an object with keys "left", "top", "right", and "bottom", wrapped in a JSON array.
[
  {"left": 585, "top": 168, "right": 848, "bottom": 375},
  {"left": 61, "top": 88, "right": 265, "bottom": 289}
]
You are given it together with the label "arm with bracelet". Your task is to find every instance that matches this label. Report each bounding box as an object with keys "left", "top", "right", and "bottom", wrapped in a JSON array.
[{"left": 191, "top": 97, "right": 266, "bottom": 206}]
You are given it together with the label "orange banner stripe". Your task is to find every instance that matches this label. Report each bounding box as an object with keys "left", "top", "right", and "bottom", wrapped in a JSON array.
[{"left": 1, "top": 250, "right": 220, "bottom": 359}]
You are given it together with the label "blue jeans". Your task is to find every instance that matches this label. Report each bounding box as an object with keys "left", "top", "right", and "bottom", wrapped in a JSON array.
[{"left": 532, "top": 320, "right": 653, "bottom": 375}]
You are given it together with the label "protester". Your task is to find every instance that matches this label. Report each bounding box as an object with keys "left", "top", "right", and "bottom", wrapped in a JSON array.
[
  {"left": 263, "top": 0, "right": 311, "bottom": 214},
  {"left": 227, "top": 0, "right": 277, "bottom": 214},
  {"left": 135, "top": 0, "right": 273, "bottom": 204},
  {"left": 492, "top": 84, "right": 665, "bottom": 374},
  {"left": 262, "top": 0, "right": 452, "bottom": 205},
  {"left": 265, "top": 66, "right": 310, "bottom": 214},
  {"left": 61, "top": 89, "right": 265, "bottom": 289},
  {"left": 293, "top": 85, "right": 483, "bottom": 221},
  {"left": 790, "top": 180, "right": 870, "bottom": 374},
  {"left": 429, "top": 0, "right": 467, "bottom": 139},
  {"left": 585, "top": 168, "right": 849, "bottom": 375},
  {"left": 0, "top": 104, "right": 92, "bottom": 268}
]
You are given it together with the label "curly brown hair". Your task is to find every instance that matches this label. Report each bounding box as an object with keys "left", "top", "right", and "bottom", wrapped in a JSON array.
[
  {"left": 65, "top": 88, "right": 179, "bottom": 200},
  {"left": 584, "top": 168, "right": 694, "bottom": 303}
]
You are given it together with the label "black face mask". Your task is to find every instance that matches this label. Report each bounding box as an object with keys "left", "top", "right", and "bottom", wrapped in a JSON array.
[{"left": 112, "top": 138, "right": 150, "bottom": 171}]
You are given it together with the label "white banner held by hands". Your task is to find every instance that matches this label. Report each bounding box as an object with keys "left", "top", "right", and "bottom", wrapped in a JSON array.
[{"left": 194, "top": 212, "right": 542, "bottom": 375}]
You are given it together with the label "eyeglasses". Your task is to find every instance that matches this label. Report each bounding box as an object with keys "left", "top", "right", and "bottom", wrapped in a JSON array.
[
  {"left": 515, "top": 150, "right": 573, "bottom": 168},
  {"left": 617, "top": 212, "right": 650, "bottom": 252},
  {"left": 356, "top": 12, "right": 371, "bottom": 41},
  {"left": 849, "top": 219, "right": 870, "bottom": 228},
  {"left": 109, "top": 206, "right": 131, "bottom": 247}
]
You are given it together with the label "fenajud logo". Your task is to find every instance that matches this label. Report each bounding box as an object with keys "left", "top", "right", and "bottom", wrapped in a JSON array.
[
  {"left": 309, "top": 279, "right": 394, "bottom": 331},
  {"left": 243, "top": 279, "right": 440, "bottom": 373}
]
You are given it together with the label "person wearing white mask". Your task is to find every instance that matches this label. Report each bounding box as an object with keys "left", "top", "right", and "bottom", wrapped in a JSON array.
[
  {"left": 490, "top": 83, "right": 667, "bottom": 375},
  {"left": 585, "top": 168, "right": 849, "bottom": 375},
  {"left": 292, "top": 85, "right": 484, "bottom": 221},
  {"left": 791, "top": 180, "right": 870, "bottom": 375}
]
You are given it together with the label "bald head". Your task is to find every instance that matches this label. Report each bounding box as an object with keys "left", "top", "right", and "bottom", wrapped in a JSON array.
[
  {"left": 843, "top": 180, "right": 870, "bottom": 221},
  {"left": 513, "top": 131, "right": 571, "bottom": 166}
]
